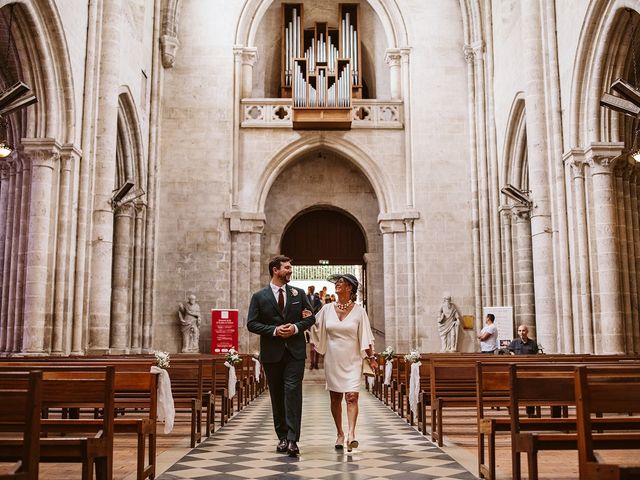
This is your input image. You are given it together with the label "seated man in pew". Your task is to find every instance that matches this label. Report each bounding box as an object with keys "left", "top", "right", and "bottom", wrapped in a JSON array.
[{"left": 508, "top": 325, "right": 539, "bottom": 355}]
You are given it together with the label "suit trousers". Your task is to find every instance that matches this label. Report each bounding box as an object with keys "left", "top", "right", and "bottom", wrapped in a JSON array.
[{"left": 262, "top": 347, "right": 306, "bottom": 441}]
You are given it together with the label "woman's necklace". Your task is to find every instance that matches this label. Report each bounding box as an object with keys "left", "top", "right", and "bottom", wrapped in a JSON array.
[{"left": 335, "top": 299, "right": 353, "bottom": 311}]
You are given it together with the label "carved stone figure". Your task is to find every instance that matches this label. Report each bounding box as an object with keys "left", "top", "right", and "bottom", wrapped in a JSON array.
[
  {"left": 438, "top": 294, "right": 461, "bottom": 352},
  {"left": 178, "top": 294, "right": 201, "bottom": 353}
]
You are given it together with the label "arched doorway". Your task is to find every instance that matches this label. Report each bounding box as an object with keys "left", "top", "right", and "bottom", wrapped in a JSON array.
[{"left": 281, "top": 208, "right": 368, "bottom": 306}]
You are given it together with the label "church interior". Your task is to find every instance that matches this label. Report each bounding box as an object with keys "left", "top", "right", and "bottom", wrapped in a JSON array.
[{"left": 0, "top": 0, "right": 640, "bottom": 478}]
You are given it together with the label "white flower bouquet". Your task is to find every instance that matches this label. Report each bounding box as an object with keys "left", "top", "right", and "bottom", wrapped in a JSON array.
[
  {"left": 381, "top": 346, "right": 395, "bottom": 362},
  {"left": 225, "top": 348, "right": 242, "bottom": 365},
  {"left": 404, "top": 349, "right": 421, "bottom": 363},
  {"left": 154, "top": 351, "right": 170, "bottom": 369}
]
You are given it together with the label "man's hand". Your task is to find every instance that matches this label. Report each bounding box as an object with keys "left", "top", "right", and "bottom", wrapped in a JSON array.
[
  {"left": 276, "top": 324, "right": 296, "bottom": 338},
  {"left": 301, "top": 309, "right": 312, "bottom": 319}
]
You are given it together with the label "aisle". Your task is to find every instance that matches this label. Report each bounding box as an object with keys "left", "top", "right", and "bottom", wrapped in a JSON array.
[{"left": 159, "top": 378, "right": 477, "bottom": 479}]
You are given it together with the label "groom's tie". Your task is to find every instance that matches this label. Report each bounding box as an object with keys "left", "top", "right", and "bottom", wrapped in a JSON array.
[{"left": 278, "top": 288, "right": 284, "bottom": 312}]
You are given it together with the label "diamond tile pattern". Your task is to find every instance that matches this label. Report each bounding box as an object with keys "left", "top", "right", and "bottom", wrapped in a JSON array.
[{"left": 159, "top": 381, "right": 477, "bottom": 479}]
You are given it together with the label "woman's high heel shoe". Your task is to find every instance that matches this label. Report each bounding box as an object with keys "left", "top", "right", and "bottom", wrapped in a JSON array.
[
  {"left": 346, "top": 438, "right": 359, "bottom": 452},
  {"left": 334, "top": 435, "right": 344, "bottom": 450}
]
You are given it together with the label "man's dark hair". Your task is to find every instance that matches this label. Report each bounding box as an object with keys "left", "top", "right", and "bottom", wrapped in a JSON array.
[
  {"left": 268, "top": 255, "right": 291, "bottom": 276},
  {"left": 487, "top": 313, "right": 495, "bottom": 323}
]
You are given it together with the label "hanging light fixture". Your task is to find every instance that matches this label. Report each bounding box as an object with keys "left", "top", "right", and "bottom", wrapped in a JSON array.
[{"left": 0, "top": 116, "right": 12, "bottom": 158}]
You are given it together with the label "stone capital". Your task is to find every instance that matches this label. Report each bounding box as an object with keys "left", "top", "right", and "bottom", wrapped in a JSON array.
[
  {"left": 463, "top": 41, "right": 484, "bottom": 64},
  {"left": 0, "top": 161, "right": 9, "bottom": 180},
  {"left": 114, "top": 203, "right": 134, "bottom": 217},
  {"left": 240, "top": 47, "right": 258, "bottom": 67},
  {"left": 60, "top": 143, "right": 82, "bottom": 171},
  {"left": 563, "top": 148, "right": 587, "bottom": 178},
  {"left": 160, "top": 35, "right": 180, "bottom": 68},
  {"left": 585, "top": 141, "right": 625, "bottom": 175},
  {"left": 499, "top": 204, "right": 513, "bottom": 219},
  {"left": 384, "top": 48, "right": 402, "bottom": 67},
  {"left": 21, "top": 138, "right": 61, "bottom": 169},
  {"left": 513, "top": 205, "right": 531, "bottom": 221},
  {"left": 378, "top": 211, "right": 420, "bottom": 233},
  {"left": 224, "top": 210, "right": 265, "bottom": 233},
  {"left": 134, "top": 200, "right": 147, "bottom": 217}
]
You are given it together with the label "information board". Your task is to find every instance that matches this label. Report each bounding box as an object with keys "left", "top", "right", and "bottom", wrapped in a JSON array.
[
  {"left": 482, "top": 306, "right": 513, "bottom": 344},
  {"left": 211, "top": 309, "right": 239, "bottom": 353}
]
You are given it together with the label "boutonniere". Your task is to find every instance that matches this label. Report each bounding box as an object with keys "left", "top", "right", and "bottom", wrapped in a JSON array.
[{"left": 290, "top": 288, "right": 298, "bottom": 297}]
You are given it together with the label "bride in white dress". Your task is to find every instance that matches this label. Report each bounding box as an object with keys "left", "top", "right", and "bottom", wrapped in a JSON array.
[{"left": 310, "top": 273, "right": 376, "bottom": 452}]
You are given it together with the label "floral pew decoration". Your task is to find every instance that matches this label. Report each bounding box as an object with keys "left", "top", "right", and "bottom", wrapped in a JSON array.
[
  {"left": 381, "top": 346, "right": 395, "bottom": 386},
  {"left": 404, "top": 348, "right": 421, "bottom": 417},
  {"left": 151, "top": 351, "right": 175, "bottom": 433},
  {"left": 251, "top": 352, "right": 261, "bottom": 381},
  {"left": 224, "top": 348, "right": 242, "bottom": 399}
]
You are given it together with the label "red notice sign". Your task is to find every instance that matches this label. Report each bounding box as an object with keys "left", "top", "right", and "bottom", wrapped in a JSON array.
[{"left": 211, "top": 309, "right": 239, "bottom": 353}]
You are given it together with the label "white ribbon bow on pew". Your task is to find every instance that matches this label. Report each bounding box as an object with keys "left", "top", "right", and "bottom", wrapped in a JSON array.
[
  {"left": 252, "top": 357, "right": 261, "bottom": 381},
  {"left": 150, "top": 366, "right": 175, "bottom": 434},
  {"left": 384, "top": 361, "right": 393, "bottom": 386},
  {"left": 409, "top": 361, "right": 421, "bottom": 416},
  {"left": 224, "top": 362, "right": 237, "bottom": 399}
]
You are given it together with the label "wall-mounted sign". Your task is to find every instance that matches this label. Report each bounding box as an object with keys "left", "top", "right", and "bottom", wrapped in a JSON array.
[{"left": 211, "top": 309, "right": 239, "bottom": 353}]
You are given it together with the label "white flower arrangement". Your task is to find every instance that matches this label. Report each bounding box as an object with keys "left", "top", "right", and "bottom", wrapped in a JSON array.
[
  {"left": 290, "top": 287, "right": 298, "bottom": 297},
  {"left": 252, "top": 351, "right": 260, "bottom": 360},
  {"left": 154, "top": 351, "right": 170, "bottom": 369},
  {"left": 225, "top": 348, "right": 242, "bottom": 365},
  {"left": 381, "top": 346, "right": 395, "bottom": 362},
  {"left": 404, "top": 349, "right": 421, "bottom": 363}
]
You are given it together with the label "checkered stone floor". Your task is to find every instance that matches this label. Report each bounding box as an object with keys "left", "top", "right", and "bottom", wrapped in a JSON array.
[{"left": 159, "top": 381, "right": 477, "bottom": 480}]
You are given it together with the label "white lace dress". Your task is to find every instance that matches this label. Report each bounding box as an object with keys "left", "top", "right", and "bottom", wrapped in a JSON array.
[{"left": 310, "top": 303, "right": 375, "bottom": 392}]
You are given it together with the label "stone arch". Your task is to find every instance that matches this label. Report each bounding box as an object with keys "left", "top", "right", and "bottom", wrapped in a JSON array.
[
  {"left": 569, "top": 0, "right": 640, "bottom": 146},
  {"left": 0, "top": 0, "right": 75, "bottom": 142},
  {"left": 117, "top": 88, "right": 146, "bottom": 190},
  {"left": 255, "top": 135, "right": 392, "bottom": 215},
  {"left": 501, "top": 93, "right": 527, "bottom": 190},
  {"left": 235, "top": 0, "right": 408, "bottom": 49}
]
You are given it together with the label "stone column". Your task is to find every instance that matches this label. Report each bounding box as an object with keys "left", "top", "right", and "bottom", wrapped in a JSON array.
[
  {"left": 513, "top": 207, "right": 535, "bottom": 338},
  {"left": 88, "top": 0, "right": 122, "bottom": 353},
  {"left": 500, "top": 206, "right": 514, "bottom": 307},
  {"left": 130, "top": 202, "right": 145, "bottom": 353},
  {"left": 0, "top": 158, "right": 16, "bottom": 353},
  {"left": 616, "top": 164, "right": 633, "bottom": 353},
  {"left": 226, "top": 210, "right": 265, "bottom": 352},
  {"left": 21, "top": 139, "right": 60, "bottom": 354},
  {"left": 0, "top": 161, "right": 9, "bottom": 352},
  {"left": 385, "top": 49, "right": 402, "bottom": 101},
  {"left": 240, "top": 47, "right": 258, "bottom": 99},
  {"left": 586, "top": 142, "right": 625, "bottom": 354},
  {"left": 7, "top": 157, "right": 25, "bottom": 353},
  {"left": 109, "top": 203, "right": 134, "bottom": 354},
  {"left": 521, "top": 0, "right": 557, "bottom": 352},
  {"left": 51, "top": 147, "right": 77, "bottom": 355},
  {"left": 622, "top": 166, "right": 638, "bottom": 353},
  {"left": 565, "top": 150, "right": 593, "bottom": 353},
  {"left": 631, "top": 172, "right": 640, "bottom": 351},
  {"left": 379, "top": 212, "right": 420, "bottom": 352}
]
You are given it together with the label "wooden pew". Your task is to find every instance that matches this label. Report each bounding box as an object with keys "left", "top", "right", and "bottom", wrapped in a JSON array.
[
  {"left": 575, "top": 366, "right": 640, "bottom": 480},
  {"left": 0, "top": 366, "right": 115, "bottom": 480},
  {"left": 0, "top": 371, "right": 42, "bottom": 480},
  {"left": 167, "top": 360, "right": 204, "bottom": 447},
  {"left": 509, "top": 363, "right": 640, "bottom": 480}
]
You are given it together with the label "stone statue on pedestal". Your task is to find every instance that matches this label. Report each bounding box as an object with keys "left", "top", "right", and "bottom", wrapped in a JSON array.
[
  {"left": 178, "top": 294, "right": 201, "bottom": 353},
  {"left": 438, "top": 294, "right": 461, "bottom": 352}
]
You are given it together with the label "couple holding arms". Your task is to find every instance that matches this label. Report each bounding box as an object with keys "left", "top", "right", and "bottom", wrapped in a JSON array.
[{"left": 247, "top": 255, "right": 376, "bottom": 457}]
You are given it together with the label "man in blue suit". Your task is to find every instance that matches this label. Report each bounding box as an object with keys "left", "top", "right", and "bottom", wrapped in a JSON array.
[{"left": 247, "top": 255, "right": 316, "bottom": 457}]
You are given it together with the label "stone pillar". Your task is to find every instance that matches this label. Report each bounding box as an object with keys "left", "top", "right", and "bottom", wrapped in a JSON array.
[
  {"left": 109, "top": 203, "right": 134, "bottom": 354},
  {"left": 565, "top": 150, "right": 594, "bottom": 353},
  {"left": 616, "top": 164, "right": 633, "bottom": 353},
  {"left": 130, "top": 202, "right": 145, "bottom": 353},
  {"left": 226, "top": 211, "right": 265, "bottom": 352},
  {"left": 586, "top": 142, "right": 625, "bottom": 354},
  {"left": 88, "top": 0, "right": 122, "bottom": 353},
  {"left": 500, "top": 206, "right": 514, "bottom": 307},
  {"left": 0, "top": 162, "right": 9, "bottom": 352},
  {"left": 240, "top": 47, "right": 258, "bottom": 99},
  {"left": 621, "top": 166, "right": 638, "bottom": 353},
  {"left": 0, "top": 158, "right": 16, "bottom": 353},
  {"left": 385, "top": 49, "right": 402, "bottom": 101},
  {"left": 521, "top": 0, "right": 557, "bottom": 352},
  {"left": 631, "top": 172, "right": 640, "bottom": 351},
  {"left": 51, "top": 147, "right": 78, "bottom": 355},
  {"left": 21, "top": 139, "right": 60, "bottom": 354},
  {"left": 379, "top": 212, "right": 420, "bottom": 352},
  {"left": 8, "top": 157, "right": 26, "bottom": 353},
  {"left": 513, "top": 207, "right": 535, "bottom": 339}
]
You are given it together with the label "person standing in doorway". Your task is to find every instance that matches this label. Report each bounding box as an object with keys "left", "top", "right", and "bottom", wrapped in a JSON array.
[
  {"left": 247, "top": 255, "right": 316, "bottom": 457},
  {"left": 478, "top": 314, "right": 498, "bottom": 353}
]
